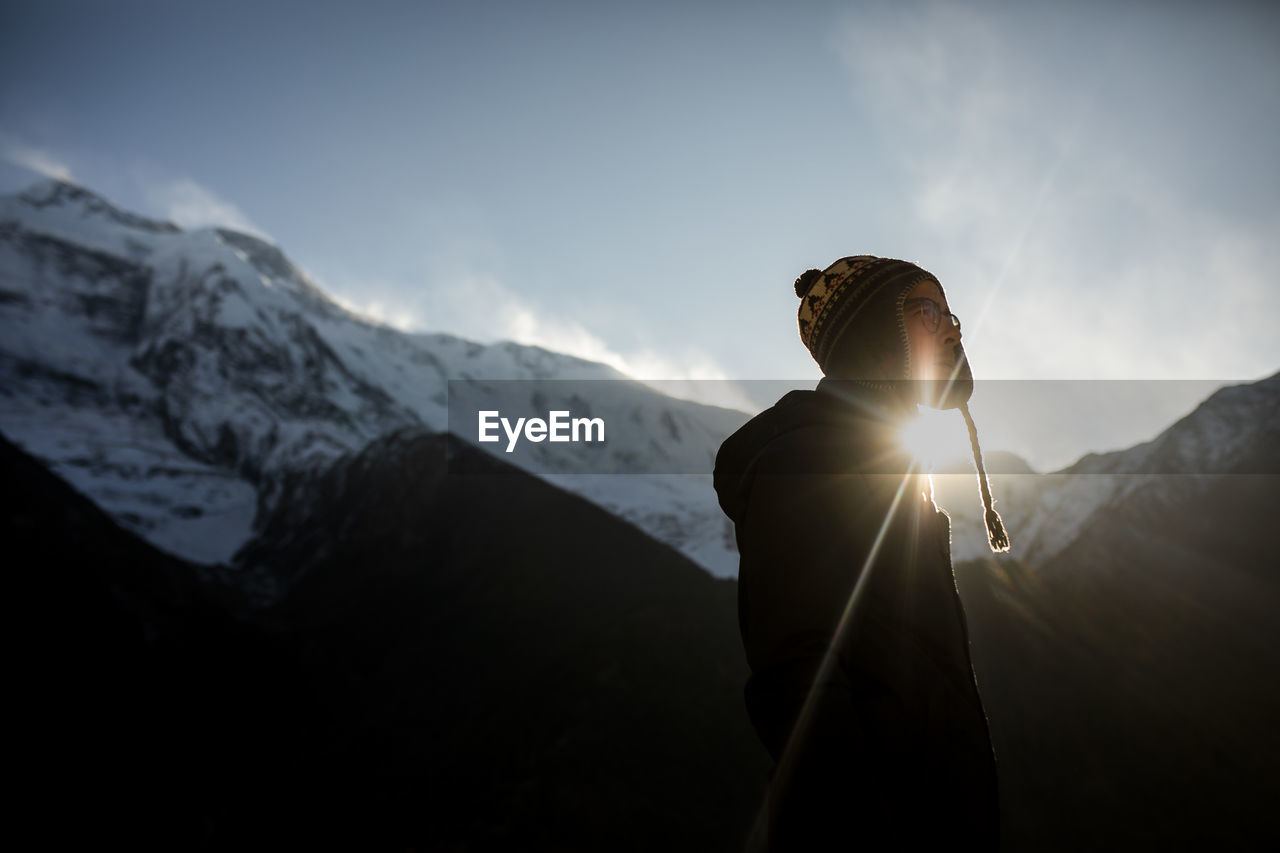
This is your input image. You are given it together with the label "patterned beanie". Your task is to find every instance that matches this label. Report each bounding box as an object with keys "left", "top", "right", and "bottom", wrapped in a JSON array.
[
  {"left": 795, "top": 255, "right": 1011, "bottom": 553},
  {"left": 796, "top": 255, "right": 938, "bottom": 376}
]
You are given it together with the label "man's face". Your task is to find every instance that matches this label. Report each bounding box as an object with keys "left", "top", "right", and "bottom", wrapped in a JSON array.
[{"left": 903, "top": 278, "right": 972, "bottom": 407}]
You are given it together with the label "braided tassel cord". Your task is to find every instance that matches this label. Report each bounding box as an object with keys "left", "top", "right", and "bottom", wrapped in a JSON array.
[{"left": 959, "top": 401, "right": 1011, "bottom": 553}]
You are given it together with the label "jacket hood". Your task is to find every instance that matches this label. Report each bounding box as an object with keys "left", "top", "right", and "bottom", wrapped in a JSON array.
[{"left": 713, "top": 380, "right": 914, "bottom": 525}]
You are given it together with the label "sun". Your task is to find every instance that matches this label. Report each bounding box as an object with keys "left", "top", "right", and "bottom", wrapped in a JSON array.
[{"left": 899, "top": 408, "right": 971, "bottom": 469}]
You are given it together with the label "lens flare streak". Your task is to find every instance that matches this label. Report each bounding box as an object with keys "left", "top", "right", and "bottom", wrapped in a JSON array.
[{"left": 759, "top": 465, "right": 918, "bottom": 830}]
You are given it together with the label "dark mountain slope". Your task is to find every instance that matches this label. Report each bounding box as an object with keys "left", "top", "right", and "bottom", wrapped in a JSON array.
[
  {"left": 7, "top": 427, "right": 768, "bottom": 849},
  {"left": 237, "top": 429, "right": 768, "bottom": 850},
  {"left": 4, "top": 433, "right": 316, "bottom": 847},
  {"left": 956, "top": 463, "right": 1280, "bottom": 849}
]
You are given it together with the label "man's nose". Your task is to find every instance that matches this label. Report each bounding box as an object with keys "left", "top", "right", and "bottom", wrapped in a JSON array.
[{"left": 941, "top": 318, "right": 961, "bottom": 347}]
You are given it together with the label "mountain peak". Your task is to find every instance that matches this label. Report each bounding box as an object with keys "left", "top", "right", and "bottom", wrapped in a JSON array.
[
  {"left": 213, "top": 228, "right": 296, "bottom": 281},
  {"left": 12, "top": 177, "right": 180, "bottom": 236},
  {"left": 17, "top": 176, "right": 98, "bottom": 205}
]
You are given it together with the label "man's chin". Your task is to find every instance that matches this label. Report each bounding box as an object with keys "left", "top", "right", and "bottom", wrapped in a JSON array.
[
  {"left": 924, "top": 376, "right": 974, "bottom": 410},
  {"left": 919, "top": 360, "right": 974, "bottom": 410}
]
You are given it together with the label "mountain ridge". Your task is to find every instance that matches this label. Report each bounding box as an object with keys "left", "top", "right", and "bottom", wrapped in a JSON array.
[
  {"left": 0, "top": 177, "right": 747, "bottom": 581},
  {"left": 3, "top": 176, "right": 1276, "bottom": 589}
]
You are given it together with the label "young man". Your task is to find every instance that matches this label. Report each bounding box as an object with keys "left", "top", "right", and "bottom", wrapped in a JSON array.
[{"left": 714, "top": 256, "right": 1009, "bottom": 850}]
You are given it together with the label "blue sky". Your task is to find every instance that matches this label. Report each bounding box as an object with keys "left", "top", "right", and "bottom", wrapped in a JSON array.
[{"left": 2, "top": 0, "right": 1277, "bottom": 468}]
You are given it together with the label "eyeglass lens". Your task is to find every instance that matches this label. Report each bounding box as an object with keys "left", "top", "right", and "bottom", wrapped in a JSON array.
[{"left": 907, "top": 298, "right": 959, "bottom": 334}]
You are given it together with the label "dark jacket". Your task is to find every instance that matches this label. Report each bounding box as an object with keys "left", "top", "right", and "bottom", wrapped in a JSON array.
[{"left": 714, "top": 379, "right": 998, "bottom": 849}]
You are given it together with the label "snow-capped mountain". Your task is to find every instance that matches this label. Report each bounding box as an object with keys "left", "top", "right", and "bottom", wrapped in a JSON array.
[
  {"left": 934, "top": 371, "right": 1280, "bottom": 567},
  {"left": 4, "top": 178, "right": 1274, "bottom": 590},
  {"left": 0, "top": 179, "right": 747, "bottom": 576}
]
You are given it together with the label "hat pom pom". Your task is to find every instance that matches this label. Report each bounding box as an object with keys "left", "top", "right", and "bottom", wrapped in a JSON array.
[{"left": 794, "top": 269, "right": 822, "bottom": 298}]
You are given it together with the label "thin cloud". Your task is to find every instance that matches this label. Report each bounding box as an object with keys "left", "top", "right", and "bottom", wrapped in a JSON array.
[
  {"left": 141, "top": 177, "right": 268, "bottom": 239},
  {"left": 390, "top": 207, "right": 753, "bottom": 403},
  {"left": 0, "top": 132, "right": 73, "bottom": 181},
  {"left": 439, "top": 273, "right": 755, "bottom": 407},
  {"left": 327, "top": 291, "right": 422, "bottom": 333},
  {"left": 833, "top": 3, "right": 1279, "bottom": 382},
  {"left": 395, "top": 209, "right": 749, "bottom": 393},
  {"left": 327, "top": 271, "right": 757, "bottom": 411}
]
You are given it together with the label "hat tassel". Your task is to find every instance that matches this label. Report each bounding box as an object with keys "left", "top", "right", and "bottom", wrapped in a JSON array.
[{"left": 960, "top": 402, "right": 1011, "bottom": 553}]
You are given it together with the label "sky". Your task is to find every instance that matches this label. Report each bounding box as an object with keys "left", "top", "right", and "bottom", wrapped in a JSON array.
[{"left": 2, "top": 0, "right": 1277, "bottom": 470}]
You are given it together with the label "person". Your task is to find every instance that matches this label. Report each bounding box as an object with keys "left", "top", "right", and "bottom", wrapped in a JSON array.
[{"left": 713, "top": 256, "right": 1010, "bottom": 850}]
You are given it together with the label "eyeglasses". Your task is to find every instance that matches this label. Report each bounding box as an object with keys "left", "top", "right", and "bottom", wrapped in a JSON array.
[{"left": 904, "top": 297, "right": 961, "bottom": 335}]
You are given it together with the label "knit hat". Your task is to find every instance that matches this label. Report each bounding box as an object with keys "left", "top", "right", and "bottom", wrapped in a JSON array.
[
  {"left": 795, "top": 255, "right": 1010, "bottom": 553},
  {"left": 797, "top": 256, "right": 936, "bottom": 377}
]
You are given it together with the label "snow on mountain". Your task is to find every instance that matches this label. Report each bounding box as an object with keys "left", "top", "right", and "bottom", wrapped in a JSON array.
[
  {"left": 0, "top": 179, "right": 747, "bottom": 577},
  {"left": 934, "top": 372, "right": 1280, "bottom": 567}
]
